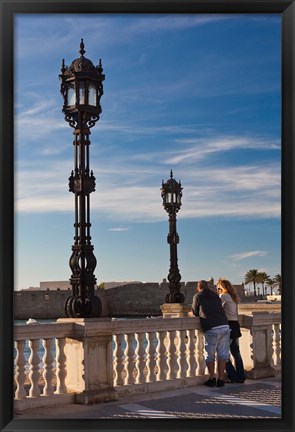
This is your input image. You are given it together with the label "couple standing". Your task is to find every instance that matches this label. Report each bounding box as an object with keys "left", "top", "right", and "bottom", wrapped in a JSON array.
[{"left": 188, "top": 278, "right": 245, "bottom": 388}]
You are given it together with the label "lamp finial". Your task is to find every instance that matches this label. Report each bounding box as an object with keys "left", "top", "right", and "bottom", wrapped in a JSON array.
[
  {"left": 61, "top": 59, "right": 66, "bottom": 74},
  {"left": 79, "top": 38, "right": 85, "bottom": 57}
]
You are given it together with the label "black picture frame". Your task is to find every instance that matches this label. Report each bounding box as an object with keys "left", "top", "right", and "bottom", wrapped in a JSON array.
[{"left": 0, "top": 1, "right": 294, "bottom": 431}]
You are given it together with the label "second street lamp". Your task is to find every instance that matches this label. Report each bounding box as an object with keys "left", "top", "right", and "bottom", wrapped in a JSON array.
[
  {"left": 161, "top": 170, "right": 185, "bottom": 304},
  {"left": 59, "top": 39, "right": 105, "bottom": 318}
]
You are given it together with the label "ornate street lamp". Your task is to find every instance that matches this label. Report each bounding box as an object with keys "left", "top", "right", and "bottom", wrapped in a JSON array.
[
  {"left": 161, "top": 170, "right": 184, "bottom": 303},
  {"left": 59, "top": 39, "right": 105, "bottom": 318}
]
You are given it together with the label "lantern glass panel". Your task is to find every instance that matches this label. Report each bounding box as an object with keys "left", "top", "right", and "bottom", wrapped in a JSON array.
[
  {"left": 88, "top": 83, "right": 97, "bottom": 106},
  {"left": 67, "top": 83, "right": 76, "bottom": 106},
  {"left": 79, "top": 82, "right": 86, "bottom": 104},
  {"left": 167, "top": 193, "right": 172, "bottom": 203},
  {"left": 173, "top": 193, "right": 177, "bottom": 203}
]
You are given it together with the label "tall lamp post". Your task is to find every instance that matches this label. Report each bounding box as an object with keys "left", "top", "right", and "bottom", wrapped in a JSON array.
[
  {"left": 59, "top": 39, "right": 105, "bottom": 318},
  {"left": 161, "top": 170, "right": 185, "bottom": 303}
]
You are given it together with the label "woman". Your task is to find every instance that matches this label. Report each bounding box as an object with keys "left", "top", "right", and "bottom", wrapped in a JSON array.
[{"left": 217, "top": 278, "right": 246, "bottom": 383}]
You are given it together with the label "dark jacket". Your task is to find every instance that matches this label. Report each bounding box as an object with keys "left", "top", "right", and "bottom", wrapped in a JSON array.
[{"left": 192, "top": 288, "right": 228, "bottom": 332}]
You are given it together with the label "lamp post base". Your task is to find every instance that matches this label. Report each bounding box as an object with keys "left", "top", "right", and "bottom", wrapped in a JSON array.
[{"left": 65, "top": 295, "right": 102, "bottom": 318}]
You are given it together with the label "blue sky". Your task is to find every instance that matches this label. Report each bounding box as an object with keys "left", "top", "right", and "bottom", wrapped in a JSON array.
[{"left": 14, "top": 13, "right": 281, "bottom": 292}]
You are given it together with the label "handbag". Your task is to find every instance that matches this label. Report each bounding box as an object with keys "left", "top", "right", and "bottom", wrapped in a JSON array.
[{"left": 228, "top": 320, "right": 242, "bottom": 339}]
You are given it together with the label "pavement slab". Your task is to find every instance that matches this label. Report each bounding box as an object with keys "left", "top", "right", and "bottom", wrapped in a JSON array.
[{"left": 15, "top": 376, "right": 281, "bottom": 420}]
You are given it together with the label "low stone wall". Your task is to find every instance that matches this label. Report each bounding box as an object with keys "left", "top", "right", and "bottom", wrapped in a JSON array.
[
  {"left": 14, "top": 281, "right": 246, "bottom": 320},
  {"left": 239, "top": 302, "right": 281, "bottom": 315}
]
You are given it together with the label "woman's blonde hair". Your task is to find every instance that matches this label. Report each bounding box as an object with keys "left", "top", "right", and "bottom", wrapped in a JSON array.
[{"left": 218, "top": 278, "right": 240, "bottom": 303}]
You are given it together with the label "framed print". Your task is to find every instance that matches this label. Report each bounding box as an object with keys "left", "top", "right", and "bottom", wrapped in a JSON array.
[{"left": 1, "top": 1, "right": 294, "bottom": 431}]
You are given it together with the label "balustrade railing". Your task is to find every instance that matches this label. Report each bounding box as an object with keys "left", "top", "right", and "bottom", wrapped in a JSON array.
[
  {"left": 14, "top": 312, "right": 281, "bottom": 411},
  {"left": 111, "top": 318, "right": 206, "bottom": 394},
  {"left": 14, "top": 322, "right": 75, "bottom": 410}
]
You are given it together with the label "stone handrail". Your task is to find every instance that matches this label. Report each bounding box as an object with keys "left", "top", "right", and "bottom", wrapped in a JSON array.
[{"left": 14, "top": 312, "right": 281, "bottom": 411}]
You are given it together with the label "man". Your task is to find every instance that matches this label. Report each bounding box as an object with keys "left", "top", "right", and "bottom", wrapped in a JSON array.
[{"left": 188, "top": 280, "right": 230, "bottom": 387}]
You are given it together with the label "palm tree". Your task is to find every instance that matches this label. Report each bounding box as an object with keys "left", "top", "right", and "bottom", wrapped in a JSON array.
[
  {"left": 266, "top": 278, "right": 275, "bottom": 295},
  {"left": 245, "top": 269, "right": 261, "bottom": 296},
  {"left": 273, "top": 273, "right": 282, "bottom": 294},
  {"left": 258, "top": 272, "right": 270, "bottom": 296}
]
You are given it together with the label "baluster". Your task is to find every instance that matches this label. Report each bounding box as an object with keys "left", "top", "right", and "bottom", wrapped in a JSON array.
[
  {"left": 146, "top": 331, "right": 156, "bottom": 382},
  {"left": 177, "top": 330, "right": 187, "bottom": 379},
  {"left": 278, "top": 324, "right": 281, "bottom": 365},
  {"left": 196, "top": 330, "right": 206, "bottom": 375},
  {"left": 113, "top": 334, "right": 124, "bottom": 386},
  {"left": 135, "top": 333, "right": 146, "bottom": 384},
  {"left": 156, "top": 331, "right": 167, "bottom": 381},
  {"left": 187, "top": 329, "right": 197, "bottom": 377},
  {"left": 28, "top": 339, "right": 40, "bottom": 397},
  {"left": 167, "top": 330, "right": 177, "bottom": 380},
  {"left": 14, "top": 340, "right": 27, "bottom": 399},
  {"left": 55, "top": 337, "right": 67, "bottom": 394},
  {"left": 249, "top": 328, "right": 254, "bottom": 366},
  {"left": 124, "top": 333, "right": 135, "bottom": 385},
  {"left": 273, "top": 324, "right": 281, "bottom": 366},
  {"left": 42, "top": 338, "right": 54, "bottom": 395},
  {"left": 113, "top": 335, "right": 118, "bottom": 386}
]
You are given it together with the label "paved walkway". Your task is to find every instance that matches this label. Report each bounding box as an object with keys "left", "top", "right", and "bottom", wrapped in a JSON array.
[{"left": 16, "top": 376, "right": 281, "bottom": 420}]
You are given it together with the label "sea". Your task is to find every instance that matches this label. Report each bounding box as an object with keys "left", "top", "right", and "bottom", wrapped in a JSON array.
[{"left": 14, "top": 319, "right": 57, "bottom": 369}]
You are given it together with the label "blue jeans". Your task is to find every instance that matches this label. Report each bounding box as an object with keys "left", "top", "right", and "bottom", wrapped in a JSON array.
[
  {"left": 204, "top": 326, "right": 230, "bottom": 362},
  {"left": 226, "top": 338, "right": 246, "bottom": 381}
]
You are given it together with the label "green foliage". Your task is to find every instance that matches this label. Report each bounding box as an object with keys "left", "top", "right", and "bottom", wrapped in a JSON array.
[
  {"left": 266, "top": 277, "right": 275, "bottom": 295},
  {"left": 244, "top": 269, "right": 260, "bottom": 296},
  {"left": 273, "top": 274, "right": 282, "bottom": 294},
  {"left": 258, "top": 272, "right": 270, "bottom": 296},
  {"left": 244, "top": 270, "right": 281, "bottom": 296}
]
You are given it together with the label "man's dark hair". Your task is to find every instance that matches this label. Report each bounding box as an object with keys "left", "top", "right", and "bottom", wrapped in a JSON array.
[{"left": 198, "top": 280, "right": 208, "bottom": 291}]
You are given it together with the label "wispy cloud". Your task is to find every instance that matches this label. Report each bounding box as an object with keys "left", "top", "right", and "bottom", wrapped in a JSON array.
[
  {"left": 128, "top": 15, "right": 232, "bottom": 33},
  {"left": 14, "top": 16, "right": 281, "bottom": 223},
  {"left": 15, "top": 128, "right": 281, "bottom": 222},
  {"left": 108, "top": 227, "right": 129, "bottom": 232},
  {"left": 15, "top": 97, "right": 66, "bottom": 142},
  {"left": 166, "top": 136, "right": 280, "bottom": 165},
  {"left": 15, "top": 154, "right": 281, "bottom": 222},
  {"left": 230, "top": 251, "right": 267, "bottom": 261}
]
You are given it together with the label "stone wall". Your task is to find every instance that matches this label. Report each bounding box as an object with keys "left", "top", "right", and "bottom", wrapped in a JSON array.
[
  {"left": 14, "top": 289, "right": 109, "bottom": 320},
  {"left": 14, "top": 281, "right": 246, "bottom": 320}
]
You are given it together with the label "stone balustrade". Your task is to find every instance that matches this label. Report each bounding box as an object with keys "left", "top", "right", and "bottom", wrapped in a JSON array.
[
  {"left": 239, "top": 312, "right": 281, "bottom": 379},
  {"left": 14, "top": 321, "right": 75, "bottom": 412},
  {"left": 14, "top": 312, "right": 281, "bottom": 412},
  {"left": 110, "top": 317, "right": 206, "bottom": 396}
]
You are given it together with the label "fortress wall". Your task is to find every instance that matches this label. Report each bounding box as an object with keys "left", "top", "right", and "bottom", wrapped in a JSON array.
[
  {"left": 14, "top": 289, "right": 109, "bottom": 320},
  {"left": 105, "top": 283, "right": 162, "bottom": 316},
  {"left": 104, "top": 282, "right": 201, "bottom": 316},
  {"left": 15, "top": 290, "right": 68, "bottom": 320},
  {"left": 14, "top": 281, "right": 245, "bottom": 319}
]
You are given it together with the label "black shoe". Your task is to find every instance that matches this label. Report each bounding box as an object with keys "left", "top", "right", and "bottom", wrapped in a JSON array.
[
  {"left": 236, "top": 379, "right": 245, "bottom": 383},
  {"left": 216, "top": 379, "right": 225, "bottom": 387},
  {"left": 204, "top": 377, "right": 216, "bottom": 387}
]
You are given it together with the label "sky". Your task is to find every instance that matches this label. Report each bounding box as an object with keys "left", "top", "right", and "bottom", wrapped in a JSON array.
[{"left": 14, "top": 13, "right": 281, "bottom": 292}]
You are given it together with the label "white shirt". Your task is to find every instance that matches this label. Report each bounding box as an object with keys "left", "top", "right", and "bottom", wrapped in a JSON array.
[{"left": 220, "top": 292, "right": 238, "bottom": 321}]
